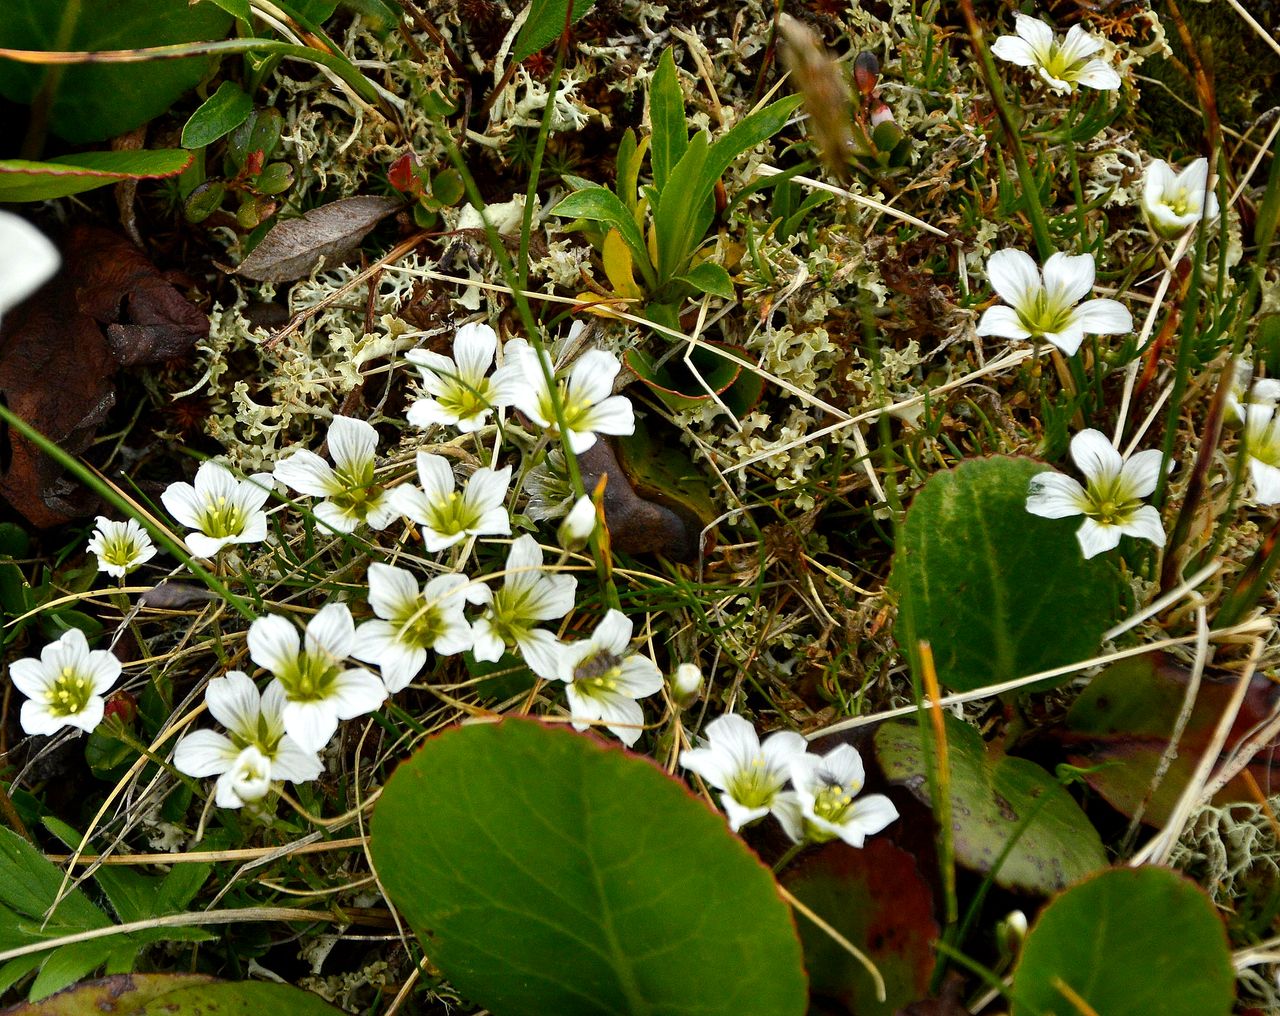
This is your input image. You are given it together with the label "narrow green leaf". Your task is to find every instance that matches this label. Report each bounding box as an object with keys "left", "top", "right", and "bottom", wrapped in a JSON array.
[
  {"left": 198, "top": 0, "right": 251, "bottom": 21},
  {"left": 649, "top": 48, "right": 688, "bottom": 193},
  {"left": 181, "top": 81, "right": 253, "bottom": 149},
  {"left": 677, "top": 260, "right": 734, "bottom": 298},
  {"left": 0, "top": 829, "right": 108, "bottom": 931},
  {"left": 511, "top": 0, "right": 597, "bottom": 63},
  {"left": 29, "top": 941, "right": 120, "bottom": 1003},
  {"left": 551, "top": 185, "right": 655, "bottom": 287},
  {"left": 702, "top": 95, "right": 803, "bottom": 191},
  {"left": 652, "top": 130, "right": 711, "bottom": 283},
  {"left": 0, "top": 150, "right": 194, "bottom": 202},
  {"left": 371, "top": 719, "right": 807, "bottom": 1016},
  {"left": 1012, "top": 868, "right": 1233, "bottom": 1015}
]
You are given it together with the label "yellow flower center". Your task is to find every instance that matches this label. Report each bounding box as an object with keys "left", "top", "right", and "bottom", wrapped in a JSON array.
[{"left": 46, "top": 667, "right": 93, "bottom": 717}]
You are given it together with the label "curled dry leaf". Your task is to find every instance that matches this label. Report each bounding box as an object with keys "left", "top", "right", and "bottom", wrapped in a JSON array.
[
  {"left": 235, "top": 195, "right": 402, "bottom": 283},
  {"left": 0, "top": 226, "right": 207, "bottom": 527},
  {"left": 138, "top": 581, "right": 219, "bottom": 611}
]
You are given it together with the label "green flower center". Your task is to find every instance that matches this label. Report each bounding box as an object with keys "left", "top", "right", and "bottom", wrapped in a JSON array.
[
  {"left": 1166, "top": 189, "right": 1193, "bottom": 217},
  {"left": 572, "top": 650, "right": 624, "bottom": 697},
  {"left": 812, "top": 780, "right": 857, "bottom": 825},
  {"left": 1084, "top": 476, "right": 1141, "bottom": 527},
  {"left": 426, "top": 490, "right": 478, "bottom": 537},
  {"left": 99, "top": 534, "right": 140, "bottom": 568},
  {"left": 1016, "top": 291, "right": 1075, "bottom": 338},
  {"left": 197, "top": 496, "right": 248, "bottom": 538},
  {"left": 440, "top": 379, "right": 491, "bottom": 420},
  {"left": 331, "top": 483, "right": 383, "bottom": 519},
  {"left": 277, "top": 651, "right": 341, "bottom": 703},
  {"left": 393, "top": 601, "right": 443, "bottom": 650},
  {"left": 726, "top": 757, "right": 783, "bottom": 810},
  {"left": 46, "top": 667, "right": 94, "bottom": 717},
  {"left": 1041, "top": 44, "right": 1087, "bottom": 84}
]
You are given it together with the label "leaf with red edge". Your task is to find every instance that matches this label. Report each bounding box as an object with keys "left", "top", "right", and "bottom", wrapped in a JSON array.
[
  {"left": 0, "top": 151, "right": 194, "bottom": 202},
  {"left": 1058, "top": 652, "right": 1280, "bottom": 826},
  {"left": 780, "top": 840, "right": 938, "bottom": 1016}
]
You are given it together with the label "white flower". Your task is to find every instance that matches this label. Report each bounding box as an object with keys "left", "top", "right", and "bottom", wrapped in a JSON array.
[
  {"left": 556, "top": 609, "right": 663, "bottom": 747},
  {"left": 161, "top": 461, "right": 274, "bottom": 559},
  {"left": 1226, "top": 362, "right": 1280, "bottom": 425},
  {"left": 471, "top": 534, "right": 576, "bottom": 680},
  {"left": 557, "top": 495, "right": 597, "bottom": 551},
  {"left": 1026, "top": 428, "right": 1166, "bottom": 558},
  {"left": 392, "top": 453, "right": 512, "bottom": 553},
  {"left": 247, "top": 604, "right": 387, "bottom": 753},
  {"left": 9, "top": 628, "right": 121, "bottom": 736},
  {"left": 1244, "top": 404, "right": 1280, "bottom": 505},
  {"left": 976, "top": 249, "right": 1132, "bottom": 356},
  {"left": 351, "top": 563, "right": 474, "bottom": 692},
  {"left": 0, "top": 211, "right": 59, "bottom": 325},
  {"left": 87, "top": 516, "right": 157, "bottom": 578},
  {"left": 506, "top": 339, "right": 635, "bottom": 453},
  {"left": 773, "top": 744, "right": 899, "bottom": 848},
  {"left": 172, "top": 671, "right": 323, "bottom": 809},
  {"left": 1142, "top": 158, "right": 1219, "bottom": 240},
  {"left": 274, "top": 416, "right": 399, "bottom": 533},
  {"left": 406, "top": 323, "right": 524, "bottom": 433},
  {"left": 679, "top": 713, "right": 807, "bottom": 832},
  {"left": 990, "top": 13, "right": 1121, "bottom": 93}
]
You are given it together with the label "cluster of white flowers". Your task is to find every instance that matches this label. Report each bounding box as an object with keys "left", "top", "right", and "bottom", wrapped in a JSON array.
[
  {"left": 680, "top": 714, "right": 899, "bottom": 849},
  {"left": 6, "top": 321, "right": 662, "bottom": 807}
]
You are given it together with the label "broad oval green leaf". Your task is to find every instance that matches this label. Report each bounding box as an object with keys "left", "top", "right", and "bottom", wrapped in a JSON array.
[
  {"left": 370, "top": 718, "right": 807, "bottom": 1016},
  {"left": 511, "top": 0, "right": 597, "bottom": 63},
  {"left": 0, "top": 1, "right": 234, "bottom": 144},
  {"left": 1012, "top": 867, "right": 1233, "bottom": 1016},
  {"left": 552, "top": 185, "right": 651, "bottom": 278},
  {"left": 677, "top": 260, "right": 734, "bottom": 299},
  {"left": 181, "top": 81, "right": 253, "bottom": 148},
  {"left": 0, "top": 151, "right": 194, "bottom": 202},
  {"left": 890, "top": 456, "right": 1121, "bottom": 693},
  {"left": 874, "top": 713, "right": 1106, "bottom": 894}
]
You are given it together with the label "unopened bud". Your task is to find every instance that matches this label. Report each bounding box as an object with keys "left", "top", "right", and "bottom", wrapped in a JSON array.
[
  {"left": 854, "top": 52, "right": 880, "bottom": 97},
  {"left": 671, "top": 663, "right": 703, "bottom": 704},
  {"left": 558, "top": 495, "right": 597, "bottom": 551},
  {"left": 998, "top": 910, "right": 1028, "bottom": 955}
]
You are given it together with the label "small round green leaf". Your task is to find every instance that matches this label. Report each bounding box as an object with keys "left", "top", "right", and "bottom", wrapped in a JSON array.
[
  {"left": 181, "top": 81, "right": 254, "bottom": 149},
  {"left": 874, "top": 713, "right": 1105, "bottom": 894},
  {"left": 1012, "top": 867, "right": 1234, "bottom": 1016},
  {"left": 890, "top": 456, "right": 1121, "bottom": 693},
  {"left": 371, "top": 719, "right": 807, "bottom": 1016}
]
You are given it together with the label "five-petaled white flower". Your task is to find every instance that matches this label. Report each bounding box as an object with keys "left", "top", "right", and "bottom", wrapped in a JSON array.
[
  {"left": 556, "top": 609, "right": 663, "bottom": 747},
  {"left": 87, "top": 516, "right": 157, "bottom": 578},
  {"left": 991, "top": 13, "right": 1120, "bottom": 93},
  {"left": 352, "top": 563, "right": 474, "bottom": 692},
  {"left": 1244, "top": 404, "right": 1280, "bottom": 505},
  {"left": 10, "top": 628, "right": 121, "bottom": 736},
  {"left": 774, "top": 744, "right": 899, "bottom": 848},
  {"left": 1142, "top": 158, "right": 1219, "bottom": 240},
  {"left": 247, "top": 603, "right": 387, "bottom": 753},
  {"left": 976, "top": 249, "right": 1132, "bottom": 356},
  {"left": 392, "top": 453, "right": 512, "bottom": 553},
  {"left": 0, "top": 211, "right": 60, "bottom": 326},
  {"left": 1026, "top": 429, "right": 1166, "bottom": 558},
  {"left": 173, "top": 671, "right": 323, "bottom": 809},
  {"left": 679, "top": 713, "right": 807, "bottom": 832},
  {"left": 274, "top": 415, "right": 399, "bottom": 533},
  {"left": 505, "top": 339, "right": 635, "bottom": 453},
  {"left": 471, "top": 535, "right": 576, "bottom": 680},
  {"left": 161, "top": 461, "right": 274, "bottom": 559},
  {"left": 406, "top": 322, "right": 524, "bottom": 433}
]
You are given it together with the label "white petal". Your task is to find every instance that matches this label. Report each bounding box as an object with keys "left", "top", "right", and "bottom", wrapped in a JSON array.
[
  {"left": 463, "top": 466, "right": 512, "bottom": 515},
  {"left": 1013, "top": 13, "right": 1054, "bottom": 54},
  {"left": 366, "top": 562, "right": 418, "bottom": 619},
  {"left": 274, "top": 450, "right": 339, "bottom": 497},
  {"left": 205, "top": 671, "right": 262, "bottom": 738},
  {"left": 517, "top": 629, "right": 566, "bottom": 680},
  {"left": 173, "top": 730, "right": 239, "bottom": 777},
  {"left": 976, "top": 305, "right": 1032, "bottom": 339},
  {"left": 312, "top": 500, "right": 360, "bottom": 534},
  {"left": 282, "top": 699, "right": 339, "bottom": 753},
  {"left": 328, "top": 668, "right": 387, "bottom": 719},
  {"left": 1076, "top": 518, "right": 1122, "bottom": 559},
  {"left": 1119, "top": 449, "right": 1165, "bottom": 500},
  {"left": 770, "top": 792, "right": 805, "bottom": 842},
  {"left": 407, "top": 398, "right": 457, "bottom": 430},
  {"left": 248, "top": 614, "right": 301, "bottom": 676},
  {"left": 505, "top": 533, "right": 545, "bottom": 576},
  {"left": 1070, "top": 299, "right": 1132, "bottom": 336},
  {"left": 593, "top": 693, "right": 646, "bottom": 747},
  {"left": 9, "top": 658, "right": 49, "bottom": 699},
  {"left": 565, "top": 349, "right": 621, "bottom": 407},
  {"left": 0, "top": 212, "right": 59, "bottom": 318},
  {"left": 415, "top": 452, "right": 457, "bottom": 501},
  {"left": 327, "top": 416, "right": 377, "bottom": 476},
  {"left": 1060, "top": 23, "right": 1103, "bottom": 60},
  {"left": 350, "top": 618, "right": 398, "bottom": 665},
  {"left": 1074, "top": 60, "right": 1120, "bottom": 91},
  {"left": 160, "top": 481, "right": 203, "bottom": 529},
  {"left": 1119, "top": 504, "right": 1166, "bottom": 547},
  {"left": 378, "top": 645, "right": 427, "bottom": 693},
  {"left": 819, "top": 744, "right": 866, "bottom": 790},
  {"left": 20, "top": 700, "right": 70, "bottom": 737},
  {"left": 1145, "top": 160, "right": 1177, "bottom": 202},
  {"left": 761, "top": 729, "right": 809, "bottom": 772},
  {"left": 1070, "top": 429, "right": 1123, "bottom": 486},
  {"left": 615, "top": 655, "right": 664, "bottom": 698},
  {"left": 592, "top": 609, "right": 633, "bottom": 654},
  {"left": 564, "top": 428, "right": 599, "bottom": 454},
  {"left": 985, "top": 249, "right": 1041, "bottom": 310},
  {"left": 221, "top": 745, "right": 272, "bottom": 806},
  {"left": 271, "top": 738, "right": 324, "bottom": 784},
  {"left": 721, "top": 794, "right": 771, "bottom": 833},
  {"left": 990, "top": 35, "right": 1038, "bottom": 67},
  {"left": 1042, "top": 323, "right": 1086, "bottom": 356},
  {"left": 453, "top": 322, "right": 498, "bottom": 381},
  {"left": 575, "top": 396, "right": 636, "bottom": 439},
  {"left": 1251, "top": 458, "right": 1280, "bottom": 505},
  {"left": 832, "top": 795, "right": 900, "bottom": 848},
  {"left": 1042, "top": 252, "right": 1095, "bottom": 308},
  {"left": 1026, "top": 472, "right": 1088, "bottom": 519},
  {"left": 469, "top": 618, "right": 505, "bottom": 662},
  {"left": 306, "top": 603, "right": 355, "bottom": 660}
]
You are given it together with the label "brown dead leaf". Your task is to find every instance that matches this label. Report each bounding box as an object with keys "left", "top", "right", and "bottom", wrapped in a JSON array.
[
  {"left": 0, "top": 226, "right": 208, "bottom": 527},
  {"left": 236, "top": 195, "right": 402, "bottom": 283}
]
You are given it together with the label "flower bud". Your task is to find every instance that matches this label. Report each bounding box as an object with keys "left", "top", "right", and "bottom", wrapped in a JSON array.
[
  {"left": 670, "top": 663, "right": 703, "bottom": 704},
  {"left": 998, "top": 910, "right": 1028, "bottom": 956},
  {"left": 557, "top": 495, "right": 597, "bottom": 551},
  {"left": 854, "top": 52, "right": 880, "bottom": 97}
]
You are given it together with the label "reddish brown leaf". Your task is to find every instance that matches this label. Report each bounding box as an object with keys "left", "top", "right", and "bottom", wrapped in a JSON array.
[{"left": 235, "top": 195, "right": 401, "bottom": 283}]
